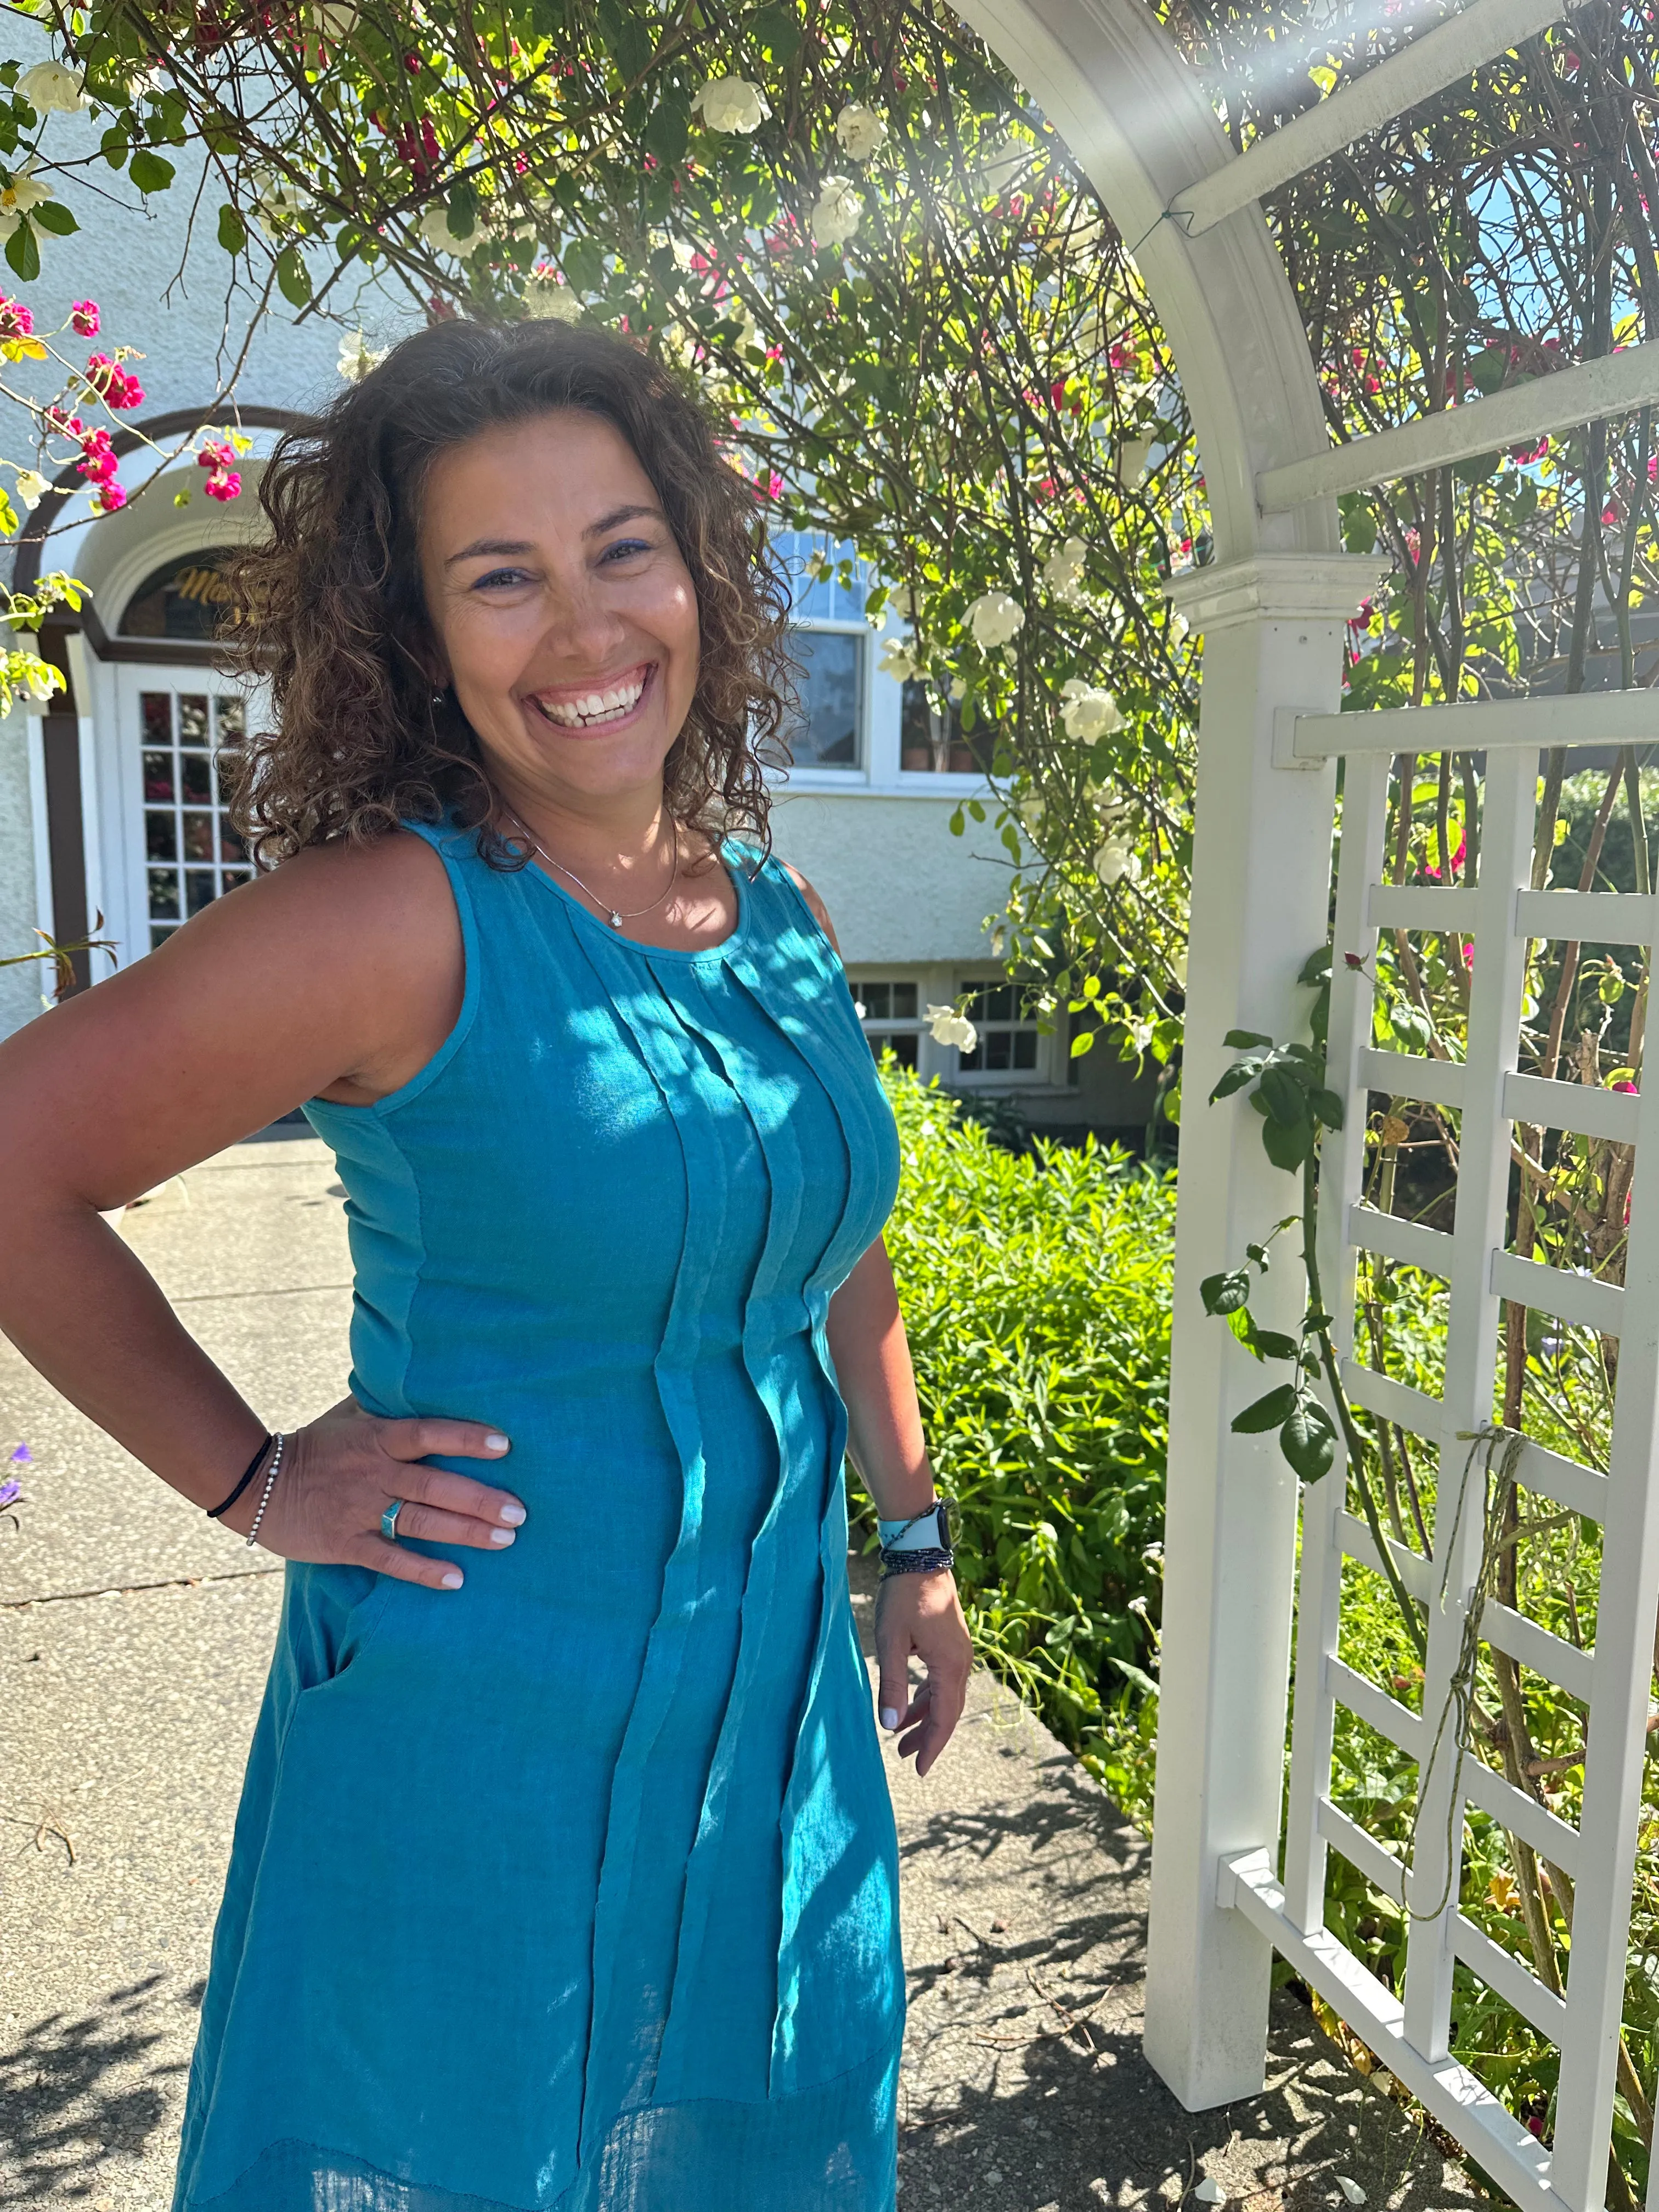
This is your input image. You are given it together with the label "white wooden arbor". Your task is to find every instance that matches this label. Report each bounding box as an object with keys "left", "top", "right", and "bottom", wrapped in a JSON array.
[{"left": 946, "top": 0, "right": 1659, "bottom": 2199}]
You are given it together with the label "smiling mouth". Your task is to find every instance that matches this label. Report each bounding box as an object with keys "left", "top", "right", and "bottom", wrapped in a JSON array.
[{"left": 527, "top": 664, "right": 652, "bottom": 731}]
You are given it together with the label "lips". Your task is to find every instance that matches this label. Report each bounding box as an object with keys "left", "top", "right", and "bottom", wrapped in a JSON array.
[{"left": 527, "top": 663, "right": 652, "bottom": 730}]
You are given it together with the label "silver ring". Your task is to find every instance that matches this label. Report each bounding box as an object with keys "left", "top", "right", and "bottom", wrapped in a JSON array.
[{"left": 381, "top": 1499, "right": 403, "bottom": 1543}]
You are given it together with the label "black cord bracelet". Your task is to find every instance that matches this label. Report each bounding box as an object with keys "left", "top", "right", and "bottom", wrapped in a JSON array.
[{"left": 206, "top": 1432, "right": 274, "bottom": 1521}]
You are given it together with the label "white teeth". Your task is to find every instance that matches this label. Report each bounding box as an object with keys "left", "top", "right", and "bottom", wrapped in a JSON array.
[{"left": 533, "top": 673, "right": 647, "bottom": 729}]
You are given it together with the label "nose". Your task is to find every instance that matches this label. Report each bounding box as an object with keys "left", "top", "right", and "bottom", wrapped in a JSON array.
[{"left": 539, "top": 564, "right": 629, "bottom": 671}]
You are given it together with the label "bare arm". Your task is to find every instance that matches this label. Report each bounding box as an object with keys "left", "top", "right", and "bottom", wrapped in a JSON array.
[
  {"left": 794, "top": 860, "right": 972, "bottom": 1775},
  {"left": 0, "top": 836, "right": 524, "bottom": 1583}
]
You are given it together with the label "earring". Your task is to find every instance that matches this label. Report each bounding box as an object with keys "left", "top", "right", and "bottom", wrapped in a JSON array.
[{"left": 431, "top": 687, "right": 446, "bottom": 703}]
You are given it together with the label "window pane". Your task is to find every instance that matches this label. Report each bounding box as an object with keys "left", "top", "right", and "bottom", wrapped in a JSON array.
[
  {"left": 148, "top": 868, "right": 180, "bottom": 919},
  {"left": 142, "top": 692, "right": 172, "bottom": 745},
  {"left": 1013, "top": 1030, "right": 1038, "bottom": 1070},
  {"left": 215, "top": 695, "right": 246, "bottom": 741},
  {"left": 958, "top": 1041, "right": 982, "bottom": 1073},
  {"left": 150, "top": 924, "right": 176, "bottom": 951},
  {"left": 785, "top": 630, "right": 860, "bottom": 769},
  {"left": 219, "top": 814, "right": 247, "bottom": 863},
  {"left": 145, "top": 811, "right": 178, "bottom": 862},
  {"left": 860, "top": 983, "right": 891, "bottom": 1019},
  {"left": 985, "top": 1031, "right": 1012, "bottom": 1071},
  {"left": 221, "top": 867, "right": 253, "bottom": 893},
  {"left": 182, "top": 812, "right": 216, "bottom": 861},
  {"left": 185, "top": 868, "right": 217, "bottom": 916},
  {"left": 179, "top": 695, "right": 210, "bottom": 745},
  {"left": 868, "top": 1032, "right": 918, "bottom": 1068},
  {"left": 989, "top": 984, "right": 1014, "bottom": 1021},
  {"left": 181, "top": 755, "right": 212, "bottom": 805},
  {"left": 892, "top": 983, "right": 917, "bottom": 1018},
  {"left": 143, "top": 750, "right": 174, "bottom": 803}
]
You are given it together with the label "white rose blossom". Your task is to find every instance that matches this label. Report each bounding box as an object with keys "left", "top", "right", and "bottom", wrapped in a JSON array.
[
  {"left": 0, "top": 162, "right": 54, "bottom": 239},
  {"left": 13, "top": 469, "right": 46, "bottom": 510},
  {"left": 523, "top": 266, "right": 584, "bottom": 321},
  {"left": 419, "top": 201, "right": 462, "bottom": 252},
  {"left": 966, "top": 589, "right": 1024, "bottom": 651},
  {"left": 693, "top": 77, "right": 770, "bottom": 133},
  {"left": 1059, "top": 679, "right": 1124, "bottom": 742},
  {"left": 926, "top": 1003, "right": 979, "bottom": 1054},
  {"left": 17, "top": 61, "right": 89, "bottom": 115},
  {"left": 255, "top": 172, "right": 306, "bottom": 238},
  {"left": 1094, "top": 838, "right": 1139, "bottom": 887},
  {"left": 338, "top": 329, "right": 387, "bottom": 383},
  {"left": 877, "top": 634, "right": 919, "bottom": 684},
  {"left": 810, "top": 176, "right": 862, "bottom": 247},
  {"left": 1043, "top": 535, "right": 1088, "bottom": 604},
  {"left": 834, "top": 104, "right": 888, "bottom": 161},
  {"left": 1117, "top": 433, "right": 1154, "bottom": 485}
]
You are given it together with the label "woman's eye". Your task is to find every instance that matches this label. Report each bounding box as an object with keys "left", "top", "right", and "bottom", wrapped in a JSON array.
[
  {"left": 473, "top": 566, "right": 533, "bottom": 591},
  {"left": 601, "top": 538, "right": 652, "bottom": 564}
]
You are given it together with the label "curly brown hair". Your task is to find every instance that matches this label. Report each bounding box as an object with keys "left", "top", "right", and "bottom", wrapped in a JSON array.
[{"left": 221, "top": 318, "right": 794, "bottom": 867}]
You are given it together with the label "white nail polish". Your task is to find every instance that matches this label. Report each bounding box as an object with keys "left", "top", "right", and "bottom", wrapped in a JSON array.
[
  {"left": 489, "top": 1528, "right": 516, "bottom": 1547},
  {"left": 441, "top": 1570, "right": 463, "bottom": 1589},
  {"left": 486, "top": 1433, "right": 510, "bottom": 1452},
  {"left": 881, "top": 1707, "right": 899, "bottom": 1730},
  {"left": 498, "top": 1503, "right": 526, "bottom": 1526}
]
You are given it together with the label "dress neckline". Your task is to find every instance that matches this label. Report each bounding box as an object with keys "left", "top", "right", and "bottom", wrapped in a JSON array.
[{"left": 515, "top": 834, "right": 753, "bottom": 964}]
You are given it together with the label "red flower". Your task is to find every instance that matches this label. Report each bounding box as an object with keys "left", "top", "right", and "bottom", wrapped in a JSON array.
[
  {"left": 204, "top": 470, "right": 241, "bottom": 502},
  {"left": 92, "top": 481, "right": 126, "bottom": 512},
  {"left": 69, "top": 299, "right": 98, "bottom": 337},
  {"left": 84, "top": 354, "right": 144, "bottom": 410},
  {"left": 0, "top": 297, "right": 31, "bottom": 340}
]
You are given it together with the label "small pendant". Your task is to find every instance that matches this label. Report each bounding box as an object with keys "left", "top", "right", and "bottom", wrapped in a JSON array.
[{"left": 608, "top": 911, "right": 624, "bottom": 929}]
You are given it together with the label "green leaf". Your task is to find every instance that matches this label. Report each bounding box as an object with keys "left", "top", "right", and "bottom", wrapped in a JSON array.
[
  {"left": 1280, "top": 1397, "right": 1338, "bottom": 1482},
  {"left": 217, "top": 203, "right": 247, "bottom": 255},
  {"left": 100, "top": 125, "right": 128, "bottom": 170},
  {"left": 967, "top": 799, "right": 985, "bottom": 821},
  {"left": 1222, "top": 1029, "right": 1273, "bottom": 1048},
  {"left": 276, "top": 245, "right": 312, "bottom": 307},
  {"left": 644, "top": 89, "right": 690, "bottom": 167},
  {"left": 949, "top": 807, "right": 964, "bottom": 836},
  {"left": 598, "top": 0, "right": 654, "bottom": 82},
  {"left": 1070, "top": 1029, "right": 1094, "bottom": 1058},
  {"left": 1311, "top": 1087, "right": 1345, "bottom": 1129},
  {"left": 4, "top": 221, "right": 38, "bottom": 283},
  {"left": 0, "top": 485, "right": 18, "bottom": 536},
  {"left": 1261, "top": 1113, "right": 1313, "bottom": 1171},
  {"left": 128, "top": 148, "right": 176, "bottom": 195},
  {"left": 32, "top": 201, "right": 76, "bottom": 236},
  {"left": 1248, "top": 1329, "right": 1301, "bottom": 1363},
  {"left": 1200, "top": 1267, "right": 1251, "bottom": 1316},
  {"left": 1259, "top": 1063, "right": 1311, "bottom": 1125},
  {"left": 1232, "top": 1383, "right": 1299, "bottom": 1434},
  {"left": 1107, "top": 1656, "right": 1160, "bottom": 1700},
  {"left": 1297, "top": 946, "right": 1333, "bottom": 985},
  {"left": 1210, "top": 1058, "right": 1263, "bottom": 1101}
]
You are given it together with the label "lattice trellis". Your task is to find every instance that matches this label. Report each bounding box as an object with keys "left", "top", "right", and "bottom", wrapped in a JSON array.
[{"left": 1220, "top": 722, "right": 1659, "bottom": 2209}]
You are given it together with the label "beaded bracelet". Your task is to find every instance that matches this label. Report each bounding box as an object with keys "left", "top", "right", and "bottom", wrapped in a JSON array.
[
  {"left": 244, "top": 1433, "right": 286, "bottom": 1549},
  {"left": 205, "top": 1432, "right": 275, "bottom": 1521},
  {"left": 879, "top": 1545, "right": 955, "bottom": 1577}
]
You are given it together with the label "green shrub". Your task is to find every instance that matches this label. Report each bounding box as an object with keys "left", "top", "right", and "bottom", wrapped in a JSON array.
[{"left": 867, "top": 1064, "right": 1173, "bottom": 1821}]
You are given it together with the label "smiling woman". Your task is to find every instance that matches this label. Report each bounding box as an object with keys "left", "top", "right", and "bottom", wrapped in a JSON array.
[
  {"left": 225, "top": 320, "right": 795, "bottom": 867},
  {"left": 0, "top": 318, "right": 973, "bottom": 2212}
]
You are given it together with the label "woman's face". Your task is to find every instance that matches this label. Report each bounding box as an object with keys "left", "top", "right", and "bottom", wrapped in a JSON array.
[{"left": 417, "top": 409, "right": 702, "bottom": 814}]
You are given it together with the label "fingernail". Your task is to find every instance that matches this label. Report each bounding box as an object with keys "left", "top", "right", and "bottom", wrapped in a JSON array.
[
  {"left": 441, "top": 1570, "right": 463, "bottom": 1589},
  {"left": 489, "top": 1528, "right": 516, "bottom": 1547},
  {"left": 486, "top": 1433, "right": 510, "bottom": 1453},
  {"left": 881, "top": 1707, "right": 899, "bottom": 1730},
  {"left": 498, "top": 1503, "right": 526, "bottom": 1525}
]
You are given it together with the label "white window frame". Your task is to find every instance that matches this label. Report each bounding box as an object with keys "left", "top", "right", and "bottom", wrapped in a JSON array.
[
  {"left": 949, "top": 970, "right": 1065, "bottom": 1090},
  {"left": 778, "top": 617, "right": 870, "bottom": 786}
]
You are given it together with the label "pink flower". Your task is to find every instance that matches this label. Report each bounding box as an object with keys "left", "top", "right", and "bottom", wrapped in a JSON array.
[
  {"left": 70, "top": 299, "right": 99, "bottom": 337},
  {"left": 1615, "top": 1080, "right": 1639, "bottom": 1093},
  {"left": 92, "top": 481, "right": 126, "bottom": 512},
  {"left": 0, "top": 296, "right": 32, "bottom": 340},
  {"left": 84, "top": 353, "right": 144, "bottom": 410},
  {"left": 204, "top": 470, "right": 241, "bottom": 502},
  {"left": 76, "top": 426, "right": 119, "bottom": 484}
]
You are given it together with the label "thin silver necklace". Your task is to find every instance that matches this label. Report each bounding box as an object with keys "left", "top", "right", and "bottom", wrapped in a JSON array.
[{"left": 503, "top": 806, "right": 680, "bottom": 931}]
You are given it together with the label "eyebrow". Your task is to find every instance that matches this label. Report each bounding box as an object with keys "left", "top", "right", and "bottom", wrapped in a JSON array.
[{"left": 444, "top": 507, "right": 666, "bottom": 567}]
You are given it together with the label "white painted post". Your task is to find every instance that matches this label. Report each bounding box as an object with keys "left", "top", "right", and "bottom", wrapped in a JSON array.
[
  {"left": 1278, "top": 748, "right": 1390, "bottom": 1936},
  {"left": 1143, "top": 552, "right": 1384, "bottom": 2108}
]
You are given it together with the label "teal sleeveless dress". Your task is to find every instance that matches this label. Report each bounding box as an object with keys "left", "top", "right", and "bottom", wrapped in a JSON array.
[{"left": 171, "top": 820, "right": 905, "bottom": 2212}]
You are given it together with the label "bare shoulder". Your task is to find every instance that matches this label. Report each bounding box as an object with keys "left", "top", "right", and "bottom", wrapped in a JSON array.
[{"left": 779, "top": 861, "right": 841, "bottom": 956}]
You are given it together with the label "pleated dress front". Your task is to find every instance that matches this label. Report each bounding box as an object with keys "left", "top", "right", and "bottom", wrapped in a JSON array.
[{"left": 172, "top": 819, "right": 906, "bottom": 2212}]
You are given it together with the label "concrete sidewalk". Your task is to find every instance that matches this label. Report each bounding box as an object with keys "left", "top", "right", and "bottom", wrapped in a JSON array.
[{"left": 1, "top": 1139, "right": 1481, "bottom": 2211}]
